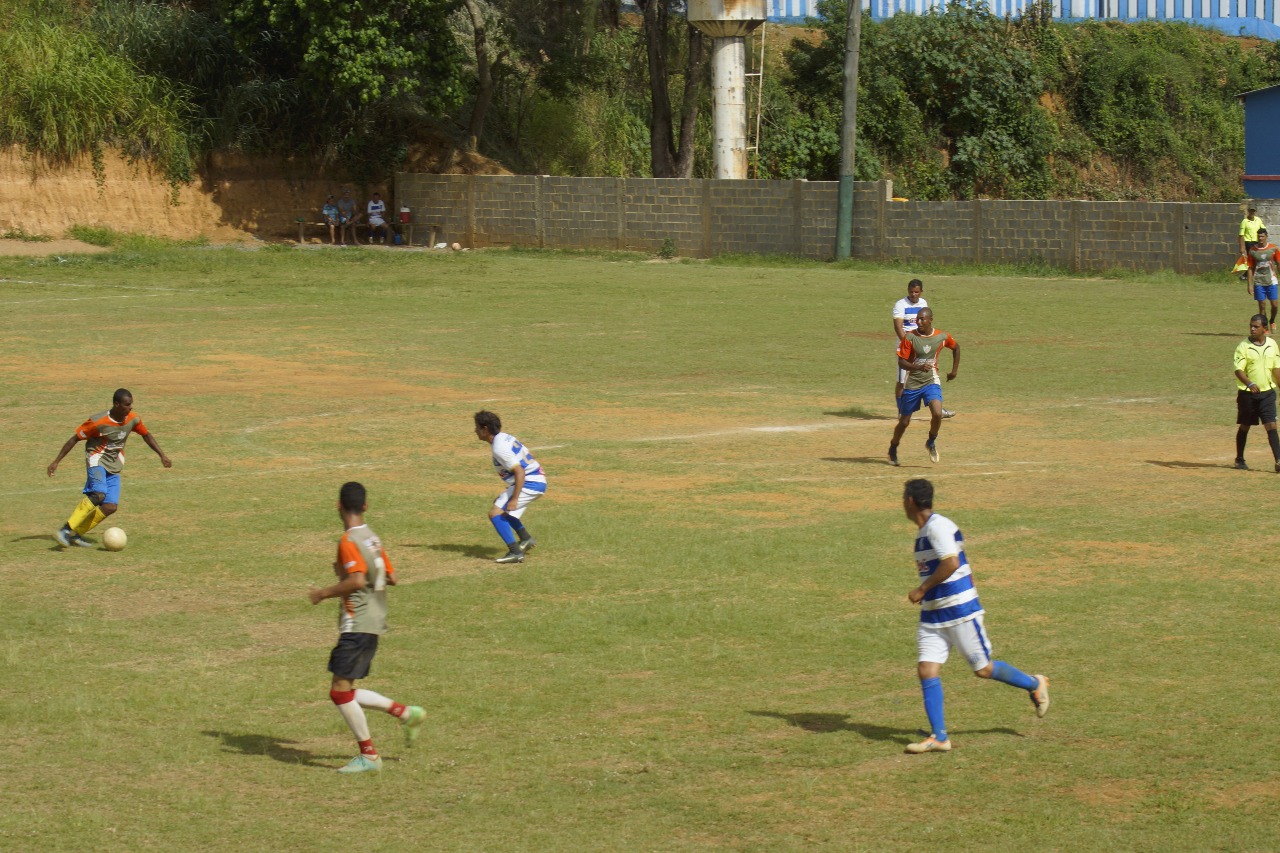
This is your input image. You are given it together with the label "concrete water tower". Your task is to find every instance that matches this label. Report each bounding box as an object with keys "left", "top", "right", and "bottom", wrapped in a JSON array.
[{"left": 687, "top": 0, "right": 766, "bottom": 180}]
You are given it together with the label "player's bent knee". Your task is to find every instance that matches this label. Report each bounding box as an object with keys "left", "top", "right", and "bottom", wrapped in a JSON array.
[
  {"left": 973, "top": 664, "right": 994, "bottom": 678},
  {"left": 101, "top": 503, "right": 118, "bottom": 515},
  {"left": 86, "top": 491, "right": 106, "bottom": 506}
]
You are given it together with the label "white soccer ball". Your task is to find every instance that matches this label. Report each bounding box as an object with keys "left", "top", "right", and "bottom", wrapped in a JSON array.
[
  {"left": 451, "top": 242, "right": 461, "bottom": 251},
  {"left": 103, "top": 527, "right": 127, "bottom": 551}
]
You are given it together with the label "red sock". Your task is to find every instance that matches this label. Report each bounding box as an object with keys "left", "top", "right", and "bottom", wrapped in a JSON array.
[
  {"left": 359, "top": 739, "right": 377, "bottom": 757},
  {"left": 388, "top": 702, "right": 407, "bottom": 719}
]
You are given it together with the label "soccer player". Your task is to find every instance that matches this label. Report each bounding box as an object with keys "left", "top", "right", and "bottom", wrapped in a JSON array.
[
  {"left": 888, "top": 308, "right": 958, "bottom": 466},
  {"left": 901, "top": 478, "right": 1049, "bottom": 754},
  {"left": 1232, "top": 314, "right": 1280, "bottom": 472},
  {"left": 892, "top": 280, "right": 954, "bottom": 418},
  {"left": 1240, "top": 206, "right": 1265, "bottom": 281},
  {"left": 474, "top": 410, "right": 547, "bottom": 564},
  {"left": 47, "top": 388, "right": 172, "bottom": 548},
  {"left": 308, "top": 481, "right": 424, "bottom": 774},
  {"left": 1248, "top": 228, "right": 1280, "bottom": 333}
]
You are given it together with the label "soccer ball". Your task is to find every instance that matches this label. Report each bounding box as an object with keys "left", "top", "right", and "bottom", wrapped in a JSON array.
[
  {"left": 451, "top": 242, "right": 461, "bottom": 251},
  {"left": 103, "top": 527, "right": 127, "bottom": 551}
]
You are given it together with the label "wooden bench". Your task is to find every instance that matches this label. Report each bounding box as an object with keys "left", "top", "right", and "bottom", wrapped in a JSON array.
[{"left": 294, "top": 216, "right": 441, "bottom": 246}]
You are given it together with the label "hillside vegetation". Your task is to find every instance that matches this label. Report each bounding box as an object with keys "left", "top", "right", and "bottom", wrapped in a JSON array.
[{"left": 2, "top": 0, "right": 1276, "bottom": 201}]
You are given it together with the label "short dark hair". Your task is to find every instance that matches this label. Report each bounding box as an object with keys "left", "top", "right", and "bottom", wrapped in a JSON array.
[
  {"left": 908, "top": 278, "right": 923, "bottom": 290},
  {"left": 1253, "top": 313, "right": 1269, "bottom": 326},
  {"left": 474, "top": 410, "right": 502, "bottom": 434},
  {"left": 339, "top": 481, "right": 366, "bottom": 512},
  {"left": 904, "top": 478, "right": 934, "bottom": 509},
  {"left": 916, "top": 307, "right": 933, "bottom": 322},
  {"left": 113, "top": 388, "right": 132, "bottom": 404},
  {"left": 1260, "top": 228, "right": 1269, "bottom": 235}
]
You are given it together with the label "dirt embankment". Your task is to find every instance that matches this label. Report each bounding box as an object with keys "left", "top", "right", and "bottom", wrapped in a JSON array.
[{"left": 0, "top": 134, "right": 511, "bottom": 246}]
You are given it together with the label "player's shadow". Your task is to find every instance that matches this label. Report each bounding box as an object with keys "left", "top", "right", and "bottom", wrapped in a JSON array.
[
  {"left": 12, "top": 534, "right": 71, "bottom": 552},
  {"left": 750, "top": 711, "right": 1022, "bottom": 745},
  {"left": 422, "top": 543, "right": 503, "bottom": 560},
  {"left": 824, "top": 407, "right": 894, "bottom": 420},
  {"left": 203, "top": 730, "right": 344, "bottom": 768},
  {"left": 1147, "top": 460, "right": 1244, "bottom": 470},
  {"left": 823, "top": 457, "right": 913, "bottom": 466}
]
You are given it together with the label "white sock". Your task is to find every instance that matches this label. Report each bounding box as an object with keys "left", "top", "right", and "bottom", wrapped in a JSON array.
[
  {"left": 336, "top": 699, "right": 372, "bottom": 741},
  {"left": 355, "top": 689, "right": 394, "bottom": 713}
]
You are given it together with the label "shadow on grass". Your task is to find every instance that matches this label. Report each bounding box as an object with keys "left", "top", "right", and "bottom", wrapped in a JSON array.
[
  {"left": 749, "top": 711, "right": 1022, "bottom": 745},
  {"left": 825, "top": 407, "right": 894, "bottom": 420},
  {"left": 420, "top": 542, "right": 502, "bottom": 560},
  {"left": 822, "top": 457, "right": 908, "bottom": 467},
  {"left": 1147, "top": 460, "right": 1245, "bottom": 470},
  {"left": 203, "top": 730, "right": 345, "bottom": 768},
  {"left": 12, "top": 533, "right": 77, "bottom": 552}
]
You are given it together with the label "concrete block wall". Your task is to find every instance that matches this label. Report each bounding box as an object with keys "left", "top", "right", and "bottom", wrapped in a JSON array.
[{"left": 395, "top": 172, "right": 1243, "bottom": 273}]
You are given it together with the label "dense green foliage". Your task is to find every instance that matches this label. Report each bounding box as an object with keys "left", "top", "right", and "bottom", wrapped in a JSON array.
[{"left": 3, "top": 0, "right": 1278, "bottom": 198}]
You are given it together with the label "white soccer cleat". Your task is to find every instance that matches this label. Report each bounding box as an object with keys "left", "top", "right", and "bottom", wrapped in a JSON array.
[
  {"left": 1030, "top": 675, "right": 1050, "bottom": 718},
  {"left": 905, "top": 735, "right": 952, "bottom": 754}
]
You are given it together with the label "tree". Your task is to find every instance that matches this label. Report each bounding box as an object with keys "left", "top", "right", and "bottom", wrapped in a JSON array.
[{"left": 636, "top": 0, "right": 705, "bottom": 178}]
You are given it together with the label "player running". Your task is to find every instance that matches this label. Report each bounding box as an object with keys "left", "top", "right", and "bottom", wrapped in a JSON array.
[
  {"left": 888, "top": 308, "right": 959, "bottom": 466},
  {"left": 308, "top": 482, "right": 424, "bottom": 773},
  {"left": 892, "top": 280, "right": 954, "bottom": 417},
  {"left": 474, "top": 410, "right": 547, "bottom": 564},
  {"left": 901, "top": 478, "right": 1050, "bottom": 754},
  {"left": 46, "top": 388, "right": 172, "bottom": 548},
  {"left": 1248, "top": 228, "right": 1280, "bottom": 333}
]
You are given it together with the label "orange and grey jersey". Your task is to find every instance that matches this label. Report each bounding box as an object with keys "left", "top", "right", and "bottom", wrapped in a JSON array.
[
  {"left": 897, "top": 330, "right": 957, "bottom": 391},
  {"left": 76, "top": 411, "right": 150, "bottom": 475},
  {"left": 336, "top": 524, "right": 395, "bottom": 635}
]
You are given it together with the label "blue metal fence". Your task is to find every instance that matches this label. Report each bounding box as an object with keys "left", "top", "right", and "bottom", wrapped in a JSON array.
[{"left": 765, "top": 0, "right": 1280, "bottom": 37}]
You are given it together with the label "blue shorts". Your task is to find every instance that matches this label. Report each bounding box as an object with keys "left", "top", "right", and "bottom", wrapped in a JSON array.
[
  {"left": 1255, "top": 283, "right": 1279, "bottom": 301},
  {"left": 898, "top": 384, "right": 943, "bottom": 417},
  {"left": 82, "top": 466, "right": 121, "bottom": 504}
]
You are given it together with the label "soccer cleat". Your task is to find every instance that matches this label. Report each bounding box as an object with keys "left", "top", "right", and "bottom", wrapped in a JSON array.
[
  {"left": 1235, "top": 458, "right": 1249, "bottom": 470},
  {"left": 941, "top": 409, "right": 956, "bottom": 419},
  {"left": 54, "top": 526, "right": 73, "bottom": 547},
  {"left": 401, "top": 705, "right": 425, "bottom": 746},
  {"left": 1030, "top": 675, "right": 1051, "bottom": 718},
  {"left": 905, "top": 735, "right": 952, "bottom": 754},
  {"left": 517, "top": 536, "right": 537, "bottom": 554},
  {"left": 926, "top": 439, "right": 939, "bottom": 463},
  {"left": 888, "top": 445, "right": 899, "bottom": 467},
  {"left": 337, "top": 754, "right": 383, "bottom": 773},
  {"left": 69, "top": 533, "right": 95, "bottom": 548},
  {"left": 495, "top": 548, "right": 524, "bottom": 565}
]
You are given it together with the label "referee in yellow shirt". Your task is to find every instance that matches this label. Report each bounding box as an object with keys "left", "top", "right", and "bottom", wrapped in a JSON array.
[{"left": 1233, "top": 314, "right": 1280, "bottom": 471}]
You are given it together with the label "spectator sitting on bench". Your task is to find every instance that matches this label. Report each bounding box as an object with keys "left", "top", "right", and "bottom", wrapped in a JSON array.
[
  {"left": 337, "top": 188, "right": 360, "bottom": 245},
  {"left": 322, "top": 195, "right": 341, "bottom": 244},
  {"left": 367, "top": 192, "right": 391, "bottom": 244}
]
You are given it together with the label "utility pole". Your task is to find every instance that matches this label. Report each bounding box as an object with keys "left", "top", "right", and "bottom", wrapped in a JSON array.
[{"left": 835, "top": 0, "right": 861, "bottom": 260}]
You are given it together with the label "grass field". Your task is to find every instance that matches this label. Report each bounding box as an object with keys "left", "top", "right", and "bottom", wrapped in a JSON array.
[{"left": 1, "top": 243, "right": 1277, "bottom": 851}]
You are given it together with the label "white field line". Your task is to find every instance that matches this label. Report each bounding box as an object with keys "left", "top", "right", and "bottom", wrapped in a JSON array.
[
  {"left": 635, "top": 421, "right": 871, "bottom": 442},
  {"left": 0, "top": 278, "right": 185, "bottom": 291}
]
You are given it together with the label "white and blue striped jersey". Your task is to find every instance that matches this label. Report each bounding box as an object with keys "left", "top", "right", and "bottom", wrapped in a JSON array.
[
  {"left": 914, "top": 513, "right": 983, "bottom": 628},
  {"left": 893, "top": 296, "right": 928, "bottom": 334},
  {"left": 491, "top": 432, "right": 548, "bottom": 490}
]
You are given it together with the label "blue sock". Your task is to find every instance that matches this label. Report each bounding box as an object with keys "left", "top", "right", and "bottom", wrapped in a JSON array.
[
  {"left": 507, "top": 515, "right": 528, "bottom": 538},
  {"left": 490, "top": 514, "right": 517, "bottom": 546},
  {"left": 991, "top": 661, "right": 1039, "bottom": 691},
  {"left": 921, "top": 677, "right": 947, "bottom": 742}
]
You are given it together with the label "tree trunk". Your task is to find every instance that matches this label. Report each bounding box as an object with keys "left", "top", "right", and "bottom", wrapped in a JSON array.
[
  {"left": 640, "top": 0, "right": 677, "bottom": 177},
  {"left": 463, "top": 0, "right": 495, "bottom": 153},
  {"left": 672, "top": 25, "right": 704, "bottom": 179}
]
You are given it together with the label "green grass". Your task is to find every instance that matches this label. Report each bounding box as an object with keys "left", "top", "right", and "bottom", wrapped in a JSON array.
[{"left": 0, "top": 245, "right": 1275, "bottom": 851}]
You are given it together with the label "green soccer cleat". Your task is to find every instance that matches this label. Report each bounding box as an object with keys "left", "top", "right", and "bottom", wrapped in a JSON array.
[
  {"left": 517, "top": 536, "right": 537, "bottom": 554},
  {"left": 905, "top": 735, "right": 952, "bottom": 754},
  {"left": 401, "top": 706, "right": 426, "bottom": 746},
  {"left": 1030, "top": 675, "right": 1051, "bottom": 718},
  {"left": 337, "top": 754, "right": 383, "bottom": 773},
  {"left": 495, "top": 548, "right": 524, "bottom": 564},
  {"left": 926, "top": 439, "right": 939, "bottom": 463}
]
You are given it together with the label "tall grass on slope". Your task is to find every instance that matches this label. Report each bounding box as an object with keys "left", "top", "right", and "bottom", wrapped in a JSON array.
[{"left": 0, "top": 19, "right": 201, "bottom": 191}]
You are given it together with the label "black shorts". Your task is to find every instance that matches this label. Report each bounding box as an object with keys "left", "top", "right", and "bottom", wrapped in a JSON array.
[
  {"left": 328, "top": 632, "right": 379, "bottom": 680},
  {"left": 1237, "top": 388, "right": 1277, "bottom": 425}
]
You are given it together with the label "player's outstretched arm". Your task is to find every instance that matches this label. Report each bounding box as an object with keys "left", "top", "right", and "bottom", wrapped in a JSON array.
[
  {"left": 142, "top": 433, "right": 172, "bottom": 468},
  {"left": 47, "top": 434, "right": 81, "bottom": 477}
]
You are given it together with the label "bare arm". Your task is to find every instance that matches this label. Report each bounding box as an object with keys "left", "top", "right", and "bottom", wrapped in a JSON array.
[
  {"left": 893, "top": 317, "right": 907, "bottom": 341},
  {"left": 142, "top": 432, "right": 172, "bottom": 468},
  {"left": 908, "top": 554, "right": 960, "bottom": 604},
  {"left": 47, "top": 434, "right": 81, "bottom": 477},
  {"left": 505, "top": 466, "right": 526, "bottom": 513},
  {"left": 309, "top": 569, "right": 367, "bottom": 605},
  {"left": 946, "top": 342, "right": 960, "bottom": 381}
]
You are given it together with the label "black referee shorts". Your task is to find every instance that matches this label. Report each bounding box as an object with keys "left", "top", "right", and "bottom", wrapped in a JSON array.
[
  {"left": 1237, "top": 388, "right": 1277, "bottom": 426},
  {"left": 328, "top": 632, "right": 379, "bottom": 680}
]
